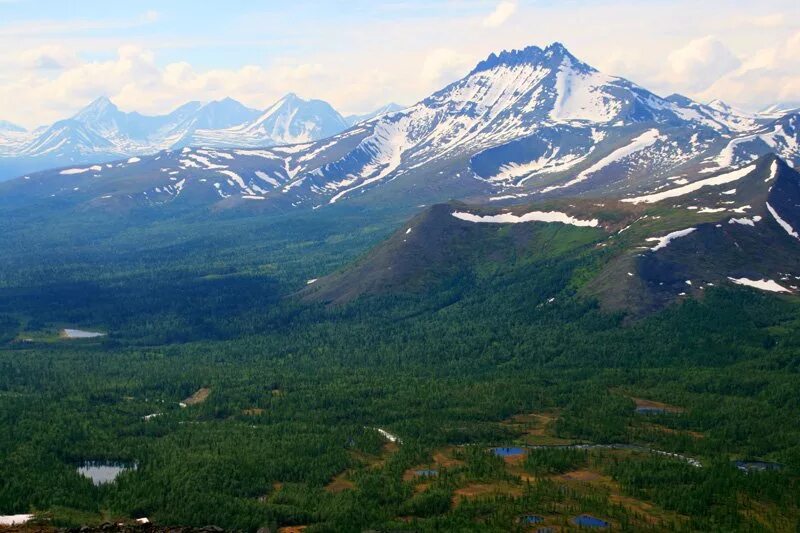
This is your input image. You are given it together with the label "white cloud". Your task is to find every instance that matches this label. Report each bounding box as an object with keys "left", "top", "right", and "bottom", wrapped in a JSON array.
[
  {"left": 0, "top": 11, "right": 160, "bottom": 37},
  {"left": 0, "top": 45, "right": 366, "bottom": 125},
  {"left": 752, "top": 13, "right": 786, "bottom": 27},
  {"left": 420, "top": 48, "right": 474, "bottom": 86},
  {"left": 18, "top": 45, "right": 80, "bottom": 71},
  {"left": 733, "top": 13, "right": 787, "bottom": 28},
  {"left": 662, "top": 36, "right": 740, "bottom": 92},
  {"left": 695, "top": 31, "right": 800, "bottom": 108},
  {"left": 143, "top": 10, "right": 160, "bottom": 23},
  {"left": 0, "top": 0, "right": 799, "bottom": 125},
  {"left": 483, "top": 1, "right": 517, "bottom": 28}
]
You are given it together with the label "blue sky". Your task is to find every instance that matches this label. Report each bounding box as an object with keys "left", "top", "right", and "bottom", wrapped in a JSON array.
[{"left": 0, "top": 0, "right": 798, "bottom": 127}]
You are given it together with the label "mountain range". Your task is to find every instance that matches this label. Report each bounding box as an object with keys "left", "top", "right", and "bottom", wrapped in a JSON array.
[
  {"left": 2, "top": 42, "right": 798, "bottom": 212},
  {"left": 0, "top": 94, "right": 400, "bottom": 181}
]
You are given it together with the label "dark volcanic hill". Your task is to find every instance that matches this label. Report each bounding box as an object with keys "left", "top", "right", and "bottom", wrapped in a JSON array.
[{"left": 305, "top": 155, "right": 800, "bottom": 313}]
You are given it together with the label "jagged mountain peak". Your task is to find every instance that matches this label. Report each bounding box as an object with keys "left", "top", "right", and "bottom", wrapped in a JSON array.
[
  {"left": 469, "top": 42, "right": 589, "bottom": 76},
  {"left": 72, "top": 96, "right": 121, "bottom": 122}
]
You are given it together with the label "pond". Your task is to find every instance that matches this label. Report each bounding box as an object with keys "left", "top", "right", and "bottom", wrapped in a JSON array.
[
  {"left": 414, "top": 469, "right": 438, "bottom": 477},
  {"left": 734, "top": 460, "right": 783, "bottom": 472},
  {"left": 62, "top": 329, "right": 105, "bottom": 339},
  {"left": 491, "top": 446, "right": 526, "bottom": 457},
  {"left": 571, "top": 515, "right": 609, "bottom": 528},
  {"left": 77, "top": 461, "right": 136, "bottom": 485},
  {"left": 635, "top": 406, "right": 667, "bottom": 414}
]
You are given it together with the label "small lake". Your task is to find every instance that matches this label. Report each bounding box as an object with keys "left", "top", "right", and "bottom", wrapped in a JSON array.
[
  {"left": 63, "top": 329, "right": 105, "bottom": 339},
  {"left": 734, "top": 460, "right": 783, "bottom": 472},
  {"left": 572, "top": 515, "right": 609, "bottom": 528},
  {"left": 77, "top": 461, "right": 136, "bottom": 485},
  {"left": 635, "top": 406, "right": 667, "bottom": 414},
  {"left": 491, "top": 446, "right": 526, "bottom": 457}
]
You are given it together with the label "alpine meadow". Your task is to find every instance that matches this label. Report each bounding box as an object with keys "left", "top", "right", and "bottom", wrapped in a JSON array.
[{"left": 1, "top": 1, "right": 799, "bottom": 532}]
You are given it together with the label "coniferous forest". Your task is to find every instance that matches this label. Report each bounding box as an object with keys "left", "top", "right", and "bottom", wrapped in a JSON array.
[{"left": 0, "top": 202, "right": 798, "bottom": 532}]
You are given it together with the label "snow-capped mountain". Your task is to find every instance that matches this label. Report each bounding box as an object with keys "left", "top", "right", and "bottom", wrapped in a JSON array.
[
  {"left": 758, "top": 102, "right": 800, "bottom": 119},
  {"left": 1, "top": 42, "right": 799, "bottom": 211},
  {"left": 269, "top": 42, "right": 798, "bottom": 206},
  {"left": 0, "top": 94, "right": 349, "bottom": 181},
  {"left": 345, "top": 103, "right": 406, "bottom": 126},
  {"left": 190, "top": 93, "right": 349, "bottom": 148},
  {"left": 0, "top": 121, "right": 29, "bottom": 158}
]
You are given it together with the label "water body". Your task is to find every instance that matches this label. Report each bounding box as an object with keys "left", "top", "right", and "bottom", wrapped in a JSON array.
[
  {"left": 526, "top": 443, "right": 702, "bottom": 468},
  {"left": 62, "top": 329, "right": 105, "bottom": 339},
  {"left": 520, "top": 515, "right": 544, "bottom": 524},
  {"left": 572, "top": 515, "right": 610, "bottom": 528},
  {"left": 491, "top": 446, "right": 526, "bottom": 457},
  {"left": 77, "top": 462, "right": 135, "bottom": 485},
  {"left": 635, "top": 406, "right": 667, "bottom": 414},
  {"left": 414, "top": 469, "right": 438, "bottom": 477},
  {"left": 734, "top": 460, "right": 783, "bottom": 472}
]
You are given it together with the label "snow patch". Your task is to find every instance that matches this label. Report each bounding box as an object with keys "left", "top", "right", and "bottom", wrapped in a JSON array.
[
  {"left": 767, "top": 202, "right": 800, "bottom": 239},
  {"left": 376, "top": 428, "right": 401, "bottom": 443},
  {"left": 452, "top": 210, "right": 599, "bottom": 227},
  {"left": 541, "top": 129, "right": 662, "bottom": 193},
  {"left": 551, "top": 57, "right": 622, "bottom": 122},
  {"left": 0, "top": 515, "right": 34, "bottom": 526},
  {"left": 622, "top": 165, "right": 756, "bottom": 204},
  {"left": 728, "top": 216, "right": 761, "bottom": 226},
  {"left": 728, "top": 277, "right": 790, "bottom": 293},
  {"left": 646, "top": 227, "right": 697, "bottom": 251},
  {"left": 765, "top": 160, "right": 778, "bottom": 182},
  {"left": 60, "top": 165, "right": 102, "bottom": 175},
  {"left": 254, "top": 170, "right": 281, "bottom": 188}
]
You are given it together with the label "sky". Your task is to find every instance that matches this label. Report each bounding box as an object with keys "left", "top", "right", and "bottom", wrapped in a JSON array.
[{"left": 0, "top": 0, "right": 798, "bottom": 128}]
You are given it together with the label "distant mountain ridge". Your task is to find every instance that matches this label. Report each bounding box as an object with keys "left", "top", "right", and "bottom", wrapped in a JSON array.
[
  {"left": 345, "top": 103, "right": 406, "bottom": 126},
  {"left": 0, "top": 94, "right": 352, "bottom": 181}
]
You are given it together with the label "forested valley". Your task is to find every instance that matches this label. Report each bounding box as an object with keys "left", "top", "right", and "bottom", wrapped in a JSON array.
[{"left": 0, "top": 203, "right": 798, "bottom": 532}]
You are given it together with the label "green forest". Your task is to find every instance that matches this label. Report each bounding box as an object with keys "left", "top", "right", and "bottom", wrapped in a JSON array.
[{"left": 0, "top": 203, "right": 798, "bottom": 532}]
